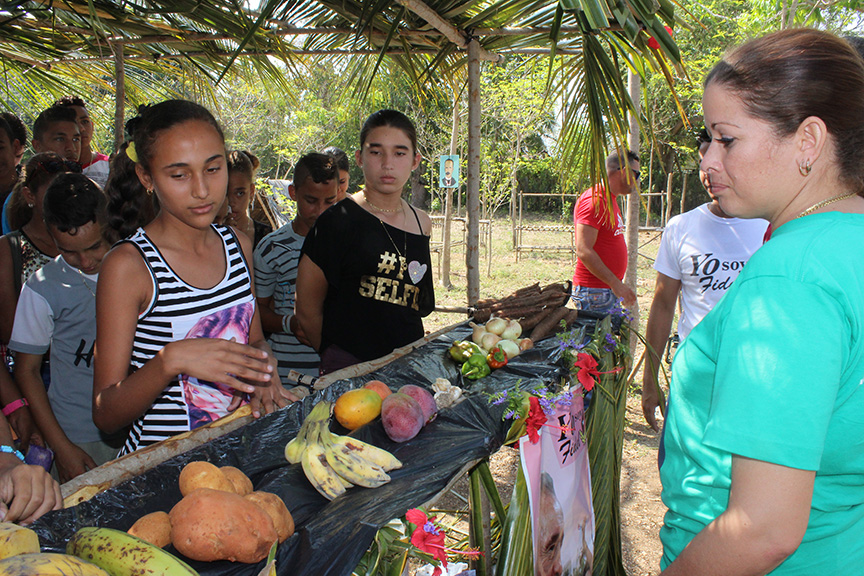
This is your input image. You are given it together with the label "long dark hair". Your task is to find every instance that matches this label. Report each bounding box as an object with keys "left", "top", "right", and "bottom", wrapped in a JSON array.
[{"left": 105, "top": 143, "right": 158, "bottom": 242}]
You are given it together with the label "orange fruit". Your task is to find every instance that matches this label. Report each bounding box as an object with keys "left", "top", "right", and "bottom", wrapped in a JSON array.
[
  {"left": 364, "top": 380, "right": 392, "bottom": 400},
  {"left": 333, "top": 389, "right": 383, "bottom": 430}
]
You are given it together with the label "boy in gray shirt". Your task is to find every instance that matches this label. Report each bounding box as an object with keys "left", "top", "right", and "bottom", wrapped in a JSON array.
[{"left": 9, "top": 173, "right": 122, "bottom": 482}]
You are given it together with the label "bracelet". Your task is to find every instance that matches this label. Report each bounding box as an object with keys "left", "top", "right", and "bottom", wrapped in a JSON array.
[
  {"left": 282, "top": 314, "right": 292, "bottom": 334},
  {"left": 0, "top": 445, "right": 25, "bottom": 462},
  {"left": 1, "top": 398, "right": 28, "bottom": 417}
]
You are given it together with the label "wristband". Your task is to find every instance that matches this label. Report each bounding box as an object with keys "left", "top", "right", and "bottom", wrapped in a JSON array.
[
  {"left": 1, "top": 398, "right": 28, "bottom": 417},
  {"left": 0, "top": 445, "right": 25, "bottom": 462},
  {"left": 282, "top": 314, "right": 293, "bottom": 334}
]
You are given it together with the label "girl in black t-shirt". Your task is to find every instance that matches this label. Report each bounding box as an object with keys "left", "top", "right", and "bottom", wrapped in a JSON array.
[{"left": 296, "top": 110, "right": 435, "bottom": 374}]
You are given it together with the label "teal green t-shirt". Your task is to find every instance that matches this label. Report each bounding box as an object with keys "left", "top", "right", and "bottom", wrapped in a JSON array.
[{"left": 659, "top": 213, "right": 864, "bottom": 574}]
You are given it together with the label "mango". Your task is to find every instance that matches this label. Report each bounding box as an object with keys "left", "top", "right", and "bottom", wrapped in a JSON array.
[
  {"left": 334, "top": 388, "right": 383, "bottom": 430},
  {"left": 381, "top": 393, "right": 424, "bottom": 442},
  {"left": 398, "top": 385, "right": 438, "bottom": 423}
]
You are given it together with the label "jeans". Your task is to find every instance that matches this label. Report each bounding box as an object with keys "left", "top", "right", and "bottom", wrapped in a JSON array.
[{"left": 571, "top": 285, "right": 618, "bottom": 314}]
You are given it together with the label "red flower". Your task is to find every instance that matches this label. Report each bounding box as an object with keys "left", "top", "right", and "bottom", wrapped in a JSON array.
[
  {"left": 407, "top": 509, "right": 447, "bottom": 575},
  {"left": 574, "top": 352, "right": 599, "bottom": 392},
  {"left": 525, "top": 396, "right": 547, "bottom": 444},
  {"left": 647, "top": 25, "right": 673, "bottom": 50}
]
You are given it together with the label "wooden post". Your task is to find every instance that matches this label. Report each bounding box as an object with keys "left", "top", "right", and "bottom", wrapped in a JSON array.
[
  {"left": 440, "top": 93, "right": 459, "bottom": 289},
  {"left": 112, "top": 42, "right": 125, "bottom": 152},
  {"left": 624, "top": 70, "right": 641, "bottom": 350},
  {"left": 466, "top": 37, "right": 481, "bottom": 305},
  {"left": 680, "top": 175, "right": 687, "bottom": 215},
  {"left": 665, "top": 172, "right": 674, "bottom": 227}
]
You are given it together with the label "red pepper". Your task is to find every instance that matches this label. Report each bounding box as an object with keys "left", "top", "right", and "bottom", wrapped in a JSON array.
[{"left": 486, "top": 346, "right": 508, "bottom": 370}]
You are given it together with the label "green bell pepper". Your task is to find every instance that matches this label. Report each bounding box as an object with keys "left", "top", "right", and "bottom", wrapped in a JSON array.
[
  {"left": 461, "top": 353, "right": 491, "bottom": 380},
  {"left": 449, "top": 340, "right": 482, "bottom": 363}
]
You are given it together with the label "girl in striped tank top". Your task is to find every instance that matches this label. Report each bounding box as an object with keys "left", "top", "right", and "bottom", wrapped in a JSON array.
[{"left": 93, "top": 100, "right": 297, "bottom": 455}]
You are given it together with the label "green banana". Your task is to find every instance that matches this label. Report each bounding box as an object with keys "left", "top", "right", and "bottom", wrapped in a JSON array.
[
  {"left": 319, "top": 426, "right": 390, "bottom": 489},
  {"left": 301, "top": 423, "right": 348, "bottom": 500},
  {"left": 66, "top": 527, "right": 199, "bottom": 576},
  {"left": 328, "top": 433, "right": 403, "bottom": 472},
  {"left": 0, "top": 553, "right": 110, "bottom": 576},
  {"left": 285, "top": 400, "right": 332, "bottom": 464}
]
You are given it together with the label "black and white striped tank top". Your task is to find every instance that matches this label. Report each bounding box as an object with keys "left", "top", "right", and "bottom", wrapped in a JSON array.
[{"left": 119, "top": 225, "right": 255, "bottom": 455}]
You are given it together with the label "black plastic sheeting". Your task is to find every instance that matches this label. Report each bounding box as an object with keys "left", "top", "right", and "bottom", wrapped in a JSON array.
[{"left": 31, "top": 318, "right": 597, "bottom": 576}]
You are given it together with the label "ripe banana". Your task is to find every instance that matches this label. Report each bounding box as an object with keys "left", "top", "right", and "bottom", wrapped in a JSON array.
[
  {"left": 66, "top": 527, "right": 200, "bottom": 576},
  {"left": 301, "top": 423, "right": 348, "bottom": 500},
  {"left": 328, "top": 433, "right": 402, "bottom": 472},
  {"left": 0, "top": 523, "right": 39, "bottom": 560},
  {"left": 285, "top": 400, "right": 333, "bottom": 464},
  {"left": 284, "top": 433, "right": 307, "bottom": 464},
  {"left": 319, "top": 426, "right": 390, "bottom": 488},
  {"left": 0, "top": 553, "right": 110, "bottom": 576}
]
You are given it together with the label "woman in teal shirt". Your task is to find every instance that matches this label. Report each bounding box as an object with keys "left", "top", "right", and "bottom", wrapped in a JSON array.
[{"left": 659, "top": 29, "right": 864, "bottom": 575}]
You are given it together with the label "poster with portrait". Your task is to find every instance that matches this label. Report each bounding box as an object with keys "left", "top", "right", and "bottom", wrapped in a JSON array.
[
  {"left": 439, "top": 155, "right": 460, "bottom": 188},
  {"left": 521, "top": 394, "right": 595, "bottom": 576}
]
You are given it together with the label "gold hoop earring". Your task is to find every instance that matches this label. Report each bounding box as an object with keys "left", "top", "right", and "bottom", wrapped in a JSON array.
[{"left": 798, "top": 159, "right": 812, "bottom": 176}]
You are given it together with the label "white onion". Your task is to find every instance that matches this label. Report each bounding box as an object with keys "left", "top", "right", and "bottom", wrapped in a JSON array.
[
  {"left": 498, "top": 338, "right": 521, "bottom": 360},
  {"left": 501, "top": 319, "right": 522, "bottom": 341},
  {"left": 485, "top": 317, "right": 508, "bottom": 335},
  {"left": 469, "top": 322, "right": 487, "bottom": 345},
  {"left": 480, "top": 332, "right": 502, "bottom": 351}
]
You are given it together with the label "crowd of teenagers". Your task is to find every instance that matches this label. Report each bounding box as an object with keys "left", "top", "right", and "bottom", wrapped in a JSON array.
[
  {"left": 0, "top": 101, "right": 435, "bottom": 522},
  {"left": 0, "top": 26, "right": 862, "bottom": 576}
]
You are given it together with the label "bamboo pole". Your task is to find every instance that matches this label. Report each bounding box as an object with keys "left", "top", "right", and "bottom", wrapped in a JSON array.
[
  {"left": 466, "top": 37, "right": 481, "bottom": 304},
  {"left": 441, "top": 92, "right": 459, "bottom": 289},
  {"left": 112, "top": 41, "right": 125, "bottom": 152},
  {"left": 625, "top": 71, "right": 642, "bottom": 352},
  {"left": 665, "top": 172, "right": 674, "bottom": 227}
]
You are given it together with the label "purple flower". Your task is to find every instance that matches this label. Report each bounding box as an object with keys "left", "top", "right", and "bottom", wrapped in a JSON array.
[
  {"left": 423, "top": 521, "right": 441, "bottom": 535},
  {"left": 603, "top": 333, "right": 617, "bottom": 352},
  {"left": 503, "top": 410, "right": 517, "bottom": 420}
]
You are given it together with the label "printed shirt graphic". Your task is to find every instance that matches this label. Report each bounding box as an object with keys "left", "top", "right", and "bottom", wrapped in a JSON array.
[
  {"left": 654, "top": 204, "right": 767, "bottom": 339},
  {"left": 120, "top": 225, "right": 255, "bottom": 454},
  {"left": 302, "top": 199, "right": 434, "bottom": 362},
  {"left": 572, "top": 186, "right": 627, "bottom": 289},
  {"left": 181, "top": 302, "right": 254, "bottom": 429}
]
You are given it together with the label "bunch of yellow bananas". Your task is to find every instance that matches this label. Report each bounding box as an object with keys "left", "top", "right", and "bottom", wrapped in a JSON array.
[{"left": 284, "top": 401, "right": 402, "bottom": 500}]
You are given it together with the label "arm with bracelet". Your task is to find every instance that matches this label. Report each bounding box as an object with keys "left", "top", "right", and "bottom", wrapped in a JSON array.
[
  {"left": 0, "top": 362, "right": 41, "bottom": 453},
  {"left": 0, "top": 410, "right": 61, "bottom": 524}
]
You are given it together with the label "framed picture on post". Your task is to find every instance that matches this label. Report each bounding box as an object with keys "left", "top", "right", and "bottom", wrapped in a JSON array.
[{"left": 439, "top": 155, "right": 459, "bottom": 188}]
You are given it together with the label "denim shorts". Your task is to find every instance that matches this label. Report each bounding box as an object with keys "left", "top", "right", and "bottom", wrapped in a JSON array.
[{"left": 571, "top": 285, "right": 618, "bottom": 314}]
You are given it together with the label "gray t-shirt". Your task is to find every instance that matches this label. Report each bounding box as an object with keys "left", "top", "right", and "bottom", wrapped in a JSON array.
[
  {"left": 9, "top": 256, "right": 104, "bottom": 444},
  {"left": 253, "top": 222, "right": 320, "bottom": 380}
]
